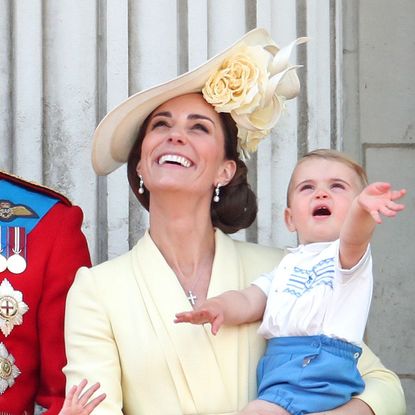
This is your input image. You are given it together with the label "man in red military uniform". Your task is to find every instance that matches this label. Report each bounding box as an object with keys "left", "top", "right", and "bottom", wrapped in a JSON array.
[{"left": 0, "top": 170, "right": 91, "bottom": 414}]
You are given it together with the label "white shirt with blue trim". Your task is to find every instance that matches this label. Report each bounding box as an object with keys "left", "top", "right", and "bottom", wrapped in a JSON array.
[{"left": 252, "top": 240, "right": 372, "bottom": 344}]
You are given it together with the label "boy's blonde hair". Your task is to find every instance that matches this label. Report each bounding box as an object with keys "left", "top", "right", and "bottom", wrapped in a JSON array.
[{"left": 286, "top": 149, "right": 369, "bottom": 207}]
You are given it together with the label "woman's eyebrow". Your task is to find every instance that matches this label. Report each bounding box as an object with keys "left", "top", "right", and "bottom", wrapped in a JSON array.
[
  {"left": 187, "top": 114, "right": 215, "bottom": 125},
  {"left": 151, "top": 112, "right": 214, "bottom": 125},
  {"left": 152, "top": 111, "right": 171, "bottom": 118}
]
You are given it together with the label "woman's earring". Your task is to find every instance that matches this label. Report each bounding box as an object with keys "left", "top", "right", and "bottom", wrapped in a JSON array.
[
  {"left": 213, "top": 184, "right": 221, "bottom": 203},
  {"left": 138, "top": 175, "right": 145, "bottom": 194}
]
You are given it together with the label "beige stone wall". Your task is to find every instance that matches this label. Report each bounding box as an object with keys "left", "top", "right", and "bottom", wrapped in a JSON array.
[{"left": 343, "top": 0, "right": 415, "bottom": 410}]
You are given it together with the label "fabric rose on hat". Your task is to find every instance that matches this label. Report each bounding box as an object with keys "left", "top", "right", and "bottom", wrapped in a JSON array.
[{"left": 203, "top": 37, "right": 308, "bottom": 159}]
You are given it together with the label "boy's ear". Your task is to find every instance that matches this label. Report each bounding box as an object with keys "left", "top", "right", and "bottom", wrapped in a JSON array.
[{"left": 284, "top": 207, "right": 296, "bottom": 232}]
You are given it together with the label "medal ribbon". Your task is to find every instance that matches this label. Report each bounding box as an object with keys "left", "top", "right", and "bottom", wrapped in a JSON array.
[
  {"left": 0, "top": 227, "right": 6, "bottom": 255},
  {"left": 7, "top": 226, "right": 26, "bottom": 260},
  {"left": 0, "top": 227, "right": 7, "bottom": 273}
]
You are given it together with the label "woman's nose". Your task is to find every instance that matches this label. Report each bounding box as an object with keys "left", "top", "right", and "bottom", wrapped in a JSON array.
[{"left": 167, "top": 128, "right": 186, "bottom": 144}]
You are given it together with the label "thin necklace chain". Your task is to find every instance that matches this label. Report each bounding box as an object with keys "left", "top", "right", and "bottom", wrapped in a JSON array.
[{"left": 172, "top": 250, "right": 213, "bottom": 306}]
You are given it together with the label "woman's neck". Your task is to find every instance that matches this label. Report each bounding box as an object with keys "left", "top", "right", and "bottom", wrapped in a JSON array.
[
  {"left": 150, "top": 213, "right": 215, "bottom": 274},
  {"left": 148, "top": 198, "right": 216, "bottom": 304}
]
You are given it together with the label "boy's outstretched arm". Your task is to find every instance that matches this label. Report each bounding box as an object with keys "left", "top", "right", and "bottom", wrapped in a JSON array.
[
  {"left": 340, "top": 182, "right": 406, "bottom": 269},
  {"left": 59, "top": 379, "right": 106, "bottom": 415},
  {"left": 175, "top": 285, "right": 267, "bottom": 335}
]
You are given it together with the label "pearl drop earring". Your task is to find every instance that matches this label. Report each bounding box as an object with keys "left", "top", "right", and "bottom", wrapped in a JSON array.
[
  {"left": 138, "top": 175, "right": 145, "bottom": 194},
  {"left": 213, "top": 184, "right": 221, "bottom": 203}
]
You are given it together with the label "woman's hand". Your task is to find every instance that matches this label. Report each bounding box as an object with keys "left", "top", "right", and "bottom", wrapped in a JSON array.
[
  {"left": 309, "top": 398, "right": 375, "bottom": 415},
  {"left": 59, "top": 379, "right": 106, "bottom": 414}
]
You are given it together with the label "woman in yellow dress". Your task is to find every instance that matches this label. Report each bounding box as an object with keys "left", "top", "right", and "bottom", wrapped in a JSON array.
[{"left": 62, "top": 28, "right": 406, "bottom": 415}]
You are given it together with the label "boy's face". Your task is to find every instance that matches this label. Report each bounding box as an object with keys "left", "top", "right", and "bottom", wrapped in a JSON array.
[{"left": 284, "top": 158, "right": 363, "bottom": 244}]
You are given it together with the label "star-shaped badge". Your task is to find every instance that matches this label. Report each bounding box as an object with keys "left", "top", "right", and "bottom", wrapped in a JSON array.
[
  {"left": 0, "top": 342, "right": 20, "bottom": 394},
  {"left": 0, "top": 279, "right": 29, "bottom": 337}
]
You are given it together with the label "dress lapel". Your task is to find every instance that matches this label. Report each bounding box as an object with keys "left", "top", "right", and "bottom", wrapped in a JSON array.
[{"left": 132, "top": 230, "right": 249, "bottom": 414}]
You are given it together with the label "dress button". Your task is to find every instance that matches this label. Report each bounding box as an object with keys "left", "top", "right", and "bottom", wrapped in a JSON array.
[{"left": 302, "top": 357, "right": 312, "bottom": 367}]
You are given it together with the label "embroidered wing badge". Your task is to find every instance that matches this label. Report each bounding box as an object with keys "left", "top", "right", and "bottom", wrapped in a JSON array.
[{"left": 0, "top": 200, "right": 38, "bottom": 222}]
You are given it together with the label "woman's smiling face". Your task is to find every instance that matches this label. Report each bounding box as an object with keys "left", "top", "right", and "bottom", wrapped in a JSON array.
[{"left": 137, "top": 93, "right": 235, "bottom": 200}]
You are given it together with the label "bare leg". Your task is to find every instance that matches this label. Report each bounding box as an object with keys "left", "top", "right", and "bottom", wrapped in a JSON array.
[{"left": 238, "top": 399, "right": 291, "bottom": 415}]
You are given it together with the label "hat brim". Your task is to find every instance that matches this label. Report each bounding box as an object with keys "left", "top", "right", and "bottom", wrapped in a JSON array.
[{"left": 92, "top": 28, "right": 279, "bottom": 175}]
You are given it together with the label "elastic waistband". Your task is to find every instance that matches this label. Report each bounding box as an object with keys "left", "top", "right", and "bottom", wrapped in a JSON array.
[{"left": 265, "top": 335, "right": 362, "bottom": 360}]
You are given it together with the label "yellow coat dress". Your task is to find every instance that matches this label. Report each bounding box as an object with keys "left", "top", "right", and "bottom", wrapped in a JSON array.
[{"left": 63, "top": 229, "right": 405, "bottom": 415}]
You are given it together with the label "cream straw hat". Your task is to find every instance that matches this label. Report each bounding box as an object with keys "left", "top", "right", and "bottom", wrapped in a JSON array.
[{"left": 92, "top": 28, "right": 307, "bottom": 175}]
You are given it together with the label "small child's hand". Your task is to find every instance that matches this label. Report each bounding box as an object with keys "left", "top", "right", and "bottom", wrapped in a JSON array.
[
  {"left": 175, "top": 300, "right": 225, "bottom": 335},
  {"left": 59, "top": 379, "right": 106, "bottom": 415},
  {"left": 358, "top": 182, "right": 406, "bottom": 224}
]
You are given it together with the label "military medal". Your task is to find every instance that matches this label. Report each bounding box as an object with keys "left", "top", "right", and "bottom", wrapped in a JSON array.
[
  {"left": 0, "top": 279, "right": 29, "bottom": 337},
  {"left": 0, "top": 228, "right": 6, "bottom": 273},
  {"left": 6, "top": 227, "right": 27, "bottom": 274},
  {"left": 0, "top": 342, "right": 20, "bottom": 395}
]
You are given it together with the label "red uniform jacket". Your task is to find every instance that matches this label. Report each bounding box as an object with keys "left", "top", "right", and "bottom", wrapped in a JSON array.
[{"left": 0, "top": 171, "right": 91, "bottom": 414}]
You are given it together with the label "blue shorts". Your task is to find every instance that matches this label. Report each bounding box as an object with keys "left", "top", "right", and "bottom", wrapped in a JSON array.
[{"left": 256, "top": 335, "right": 364, "bottom": 415}]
